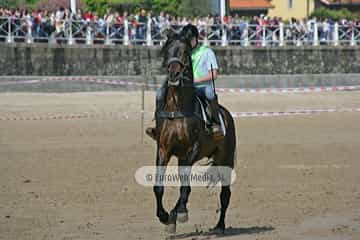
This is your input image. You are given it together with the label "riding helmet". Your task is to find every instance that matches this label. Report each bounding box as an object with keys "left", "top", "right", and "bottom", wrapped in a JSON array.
[{"left": 181, "top": 24, "right": 199, "bottom": 40}]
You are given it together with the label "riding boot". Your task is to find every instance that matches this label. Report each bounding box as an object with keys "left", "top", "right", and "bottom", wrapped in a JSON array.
[
  {"left": 209, "top": 98, "right": 224, "bottom": 138},
  {"left": 146, "top": 97, "right": 165, "bottom": 141}
]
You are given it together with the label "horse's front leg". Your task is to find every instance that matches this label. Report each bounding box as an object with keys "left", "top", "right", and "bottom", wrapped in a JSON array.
[
  {"left": 153, "top": 148, "right": 170, "bottom": 225},
  {"left": 166, "top": 162, "right": 191, "bottom": 234},
  {"left": 174, "top": 162, "right": 191, "bottom": 222},
  {"left": 168, "top": 143, "right": 199, "bottom": 233}
]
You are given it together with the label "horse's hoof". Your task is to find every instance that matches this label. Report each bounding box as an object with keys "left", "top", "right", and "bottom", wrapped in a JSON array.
[
  {"left": 157, "top": 211, "right": 169, "bottom": 225},
  {"left": 210, "top": 226, "right": 225, "bottom": 235},
  {"left": 165, "top": 223, "right": 176, "bottom": 234},
  {"left": 177, "top": 212, "right": 188, "bottom": 223}
]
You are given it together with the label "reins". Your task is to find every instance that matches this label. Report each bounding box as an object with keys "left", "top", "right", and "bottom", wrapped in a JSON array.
[{"left": 157, "top": 38, "right": 195, "bottom": 121}]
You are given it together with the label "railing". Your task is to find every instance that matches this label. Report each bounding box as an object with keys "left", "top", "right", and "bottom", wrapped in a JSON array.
[{"left": 1, "top": 16, "right": 360, "bottom": 47}]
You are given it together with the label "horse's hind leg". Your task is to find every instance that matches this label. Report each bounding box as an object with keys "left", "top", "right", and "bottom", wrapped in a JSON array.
[
  {"left": 213, "top": 185, "right": 231, "bottom": 233},
  {"left": 211, "top": 148, "right": 234, "bottom": 233}
]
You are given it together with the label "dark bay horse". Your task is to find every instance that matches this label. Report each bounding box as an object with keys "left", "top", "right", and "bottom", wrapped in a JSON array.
[{"left": 146, "top": 29, "right": 236, "bottom": 234}]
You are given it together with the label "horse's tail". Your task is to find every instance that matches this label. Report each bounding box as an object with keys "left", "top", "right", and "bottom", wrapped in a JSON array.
[
  {"left": 219, "top": 105, "right": 237, "bottom": 169},
  {"left": 233, "top": 143, "right": 238, "bottom": 168}
]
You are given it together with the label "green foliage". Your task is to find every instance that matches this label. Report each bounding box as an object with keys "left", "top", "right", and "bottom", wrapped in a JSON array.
[
  {"left": 0, "top": 0, "right": 39, "bottom": 8},
  {"left": 83, "top": 0, "right": 108, "bottom": 15},
  {"left": 0, "top": 0, "right": 15, "bottom": 7},
  {"left": 310, "top": 7, "right": 358, "bottom": 21},
  {"left": 149, "top": 0, "right": 181, "bottom": 15},
  {"left": 2, "top": 0, "right": 212, "bottom": 17},
  {"left": 108, "top": 0, "right": 181, "bottom": 15},
  {"left": 25, "top": 0, "right": 38, "bottom": 4},
  {"left": 108, "top": 0, "right": 211, "bottom": 16},
  {"left": 178, "top": 0, "right": 211, "bottom": 17}
]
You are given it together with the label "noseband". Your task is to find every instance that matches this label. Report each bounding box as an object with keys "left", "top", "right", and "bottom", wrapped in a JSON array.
[{"left": 167, "top": 57, "right": 185, "bottom": 67}]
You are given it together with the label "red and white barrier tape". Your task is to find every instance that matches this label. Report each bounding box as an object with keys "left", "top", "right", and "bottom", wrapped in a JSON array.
[
  {"left": 0, "top": 112, "right": 134, "bottom": 121},
  {"left": 0, "top": 113, "right": 100, "bottom": 121},
  {"left": 1, "top": 108, "right": 359, "bottom": 121},
  {"left": 231, "top": 108, "right": 360, "bottom": 118},
  {"left": 1, "top": 76, "right": 360, "bottom": 94},
  {"left": 217, "top": 85, "right": 360, "bottom": 94},
  {"left": 0, "top": 76, "right": 161, "bottom": 88}
]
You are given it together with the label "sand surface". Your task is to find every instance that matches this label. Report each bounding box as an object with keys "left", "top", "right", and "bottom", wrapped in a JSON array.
[{"left": 0, "top": 91, "right": 359, "bottom": 240}]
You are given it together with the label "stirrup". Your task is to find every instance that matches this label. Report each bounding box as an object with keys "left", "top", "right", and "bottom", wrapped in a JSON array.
[{"left": 211, "top": 124, "right": 224, "bottom": 140}]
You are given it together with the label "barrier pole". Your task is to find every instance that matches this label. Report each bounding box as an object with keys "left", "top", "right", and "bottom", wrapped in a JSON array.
[
  {"left": 351, "top": 26, "right": 355, "bottom": 46},
  {"left": 262, "top": 25, "right": 266, "bottom": 47},
  {"left": 105, "top": 22, "right": 112, "bottom": 45},
  {"left": 26, "top": 20, "right": 33, "bottom": 44},
  {"left": 334, "top": 23, "right": 339, "bottom": 46},
  {"left": 203, "top": 25, "right": 209, "bottom": 46},
  {"left": 86, "top": 23, "right": 92, "bottom": 45},
  {"left": 141, "top": 77, "right": 145, "bottom": 144},
  {"left": 146, "top": 19, "right": 152, "bottom": 46},
  {"left": 7, "top": 17, "right": 13, "bottom": 43},
  {"left": 68, "top": 19, "right": 74, "bottom": 45},
  {"left": 244, "top": 23, "right": 249, "bottom": 47},
  {"left": 279, "top": 22, "right": 284, "bottom": 47},
  {"left": 313, "top": 22, "right": 319, "bottom": 46},
  {"left": 221, "top": 24, "right": 227, "bottom": 46},
  {"left": 124, "top": 20, "right": 129, "bottom": 46}
]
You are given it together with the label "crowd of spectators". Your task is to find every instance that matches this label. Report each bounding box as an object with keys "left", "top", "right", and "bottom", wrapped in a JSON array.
[{"left": 1, "top": 6, "right": 359, "bottom": 45}]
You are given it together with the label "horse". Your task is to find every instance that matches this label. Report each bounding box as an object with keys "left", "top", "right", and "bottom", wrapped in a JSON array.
[{"left": 146, "top": 29, "right": 237, "bottom": 234}]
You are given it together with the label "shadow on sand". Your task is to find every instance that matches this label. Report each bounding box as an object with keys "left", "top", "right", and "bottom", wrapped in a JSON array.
[{"left": 166, "top": 225, "right": 275, "bottom": 239}]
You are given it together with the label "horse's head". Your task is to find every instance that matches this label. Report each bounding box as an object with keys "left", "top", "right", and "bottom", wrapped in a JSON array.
[{"left": 161, "top": 29, "right": 193, "bottom": 87}]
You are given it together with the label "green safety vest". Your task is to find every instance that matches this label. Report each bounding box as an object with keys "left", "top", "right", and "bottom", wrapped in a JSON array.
[{"left": 191, "top": 46, "right": 208, "bottom": 80}]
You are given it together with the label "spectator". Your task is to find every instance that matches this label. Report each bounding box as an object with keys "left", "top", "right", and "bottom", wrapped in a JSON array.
[
  {"left": 75, "top": 9, "right": 83, "bottom": 20},
  {"left": 84, "top": 10, "right": 93, "bottom": 22},
  {"left": 55, "top": 7, "right": 64, "bottom": 35},
  {"left": 0, "top": 5, "right": 359, "bottom": 46},
  {"left": 320, "top": 18, "right": 330, "bottom": 44},
  {"left": 136, "top": 9, "right": 147, "bottom": 43}
]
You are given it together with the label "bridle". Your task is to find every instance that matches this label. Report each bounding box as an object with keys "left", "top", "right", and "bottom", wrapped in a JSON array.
[
  {"left": 156, "top": 43, "right": 195, "bottom": 120},
  {"left": 167, "top": 56, "right": 192, "bottom": 87}
]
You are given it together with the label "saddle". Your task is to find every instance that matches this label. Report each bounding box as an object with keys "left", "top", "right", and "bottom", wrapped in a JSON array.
[
  {"left": 194, "top": 96, "right": 226, "bottom": 138},
  {"left": 148, "top": 96, "right": 226, "bottom": 141},
  {"left": 156, "top": 96, "right": 218, "bottom": 126}
]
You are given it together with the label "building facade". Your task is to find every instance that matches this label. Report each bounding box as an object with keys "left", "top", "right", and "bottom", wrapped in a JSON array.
[
  {"left": 268, "top": 0, "right": 315, "bottom": 19},
  {"left": 228, "top": 0, "right": 274, "bottom": 16}
]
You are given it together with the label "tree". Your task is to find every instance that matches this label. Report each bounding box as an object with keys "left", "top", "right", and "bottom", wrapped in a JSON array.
[
  {"left": 178, "top": 0, "right": 212, "bottom": 17},
  {"left": 108, "top": 0, "right": 181, "bottom": 15},
  {"left": 35, "top": 0, "right": 83, "bottom": 11},
  {"left": 1, "top": 0, "right": 38, "bottom": 8},
  {"left": 83, "top": 0, "right": 108, "bottom": 15},
  {"left": 311, "top": 7, "right": 358, "bottom": 21},
  {"left": 148, "top": 0, "right": 181, "bottom": 15},
  {"left": 0, "top": 0, "right": 80, "bottom": 10}
]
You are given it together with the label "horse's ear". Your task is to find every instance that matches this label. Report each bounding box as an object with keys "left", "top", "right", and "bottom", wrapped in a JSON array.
[
  {"left": 180, "top": 35, "right": 192, "bottom": 48},
  {"left": 180, "top": 27, "right": 193, "bottom": 44},
  {"left": 162, "top": 28, "right": 177, "bottom": 41}
]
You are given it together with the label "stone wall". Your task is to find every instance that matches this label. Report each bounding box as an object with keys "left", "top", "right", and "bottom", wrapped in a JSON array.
[{"left": 1, "top": 44, "right": 360, "bottom": 76}]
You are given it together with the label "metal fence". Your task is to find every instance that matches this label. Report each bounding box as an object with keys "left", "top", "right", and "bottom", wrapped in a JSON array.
[{"left": 1, "top": 16, "right": 360, "bottom": 47}]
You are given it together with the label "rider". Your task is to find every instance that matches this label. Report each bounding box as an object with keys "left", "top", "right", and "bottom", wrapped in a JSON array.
[
  {"left": 154, "top": 24, "right": 223, "bottom": 135},
  {"left": 183, "top": 24, "right": 222, "bottom": 135}
]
